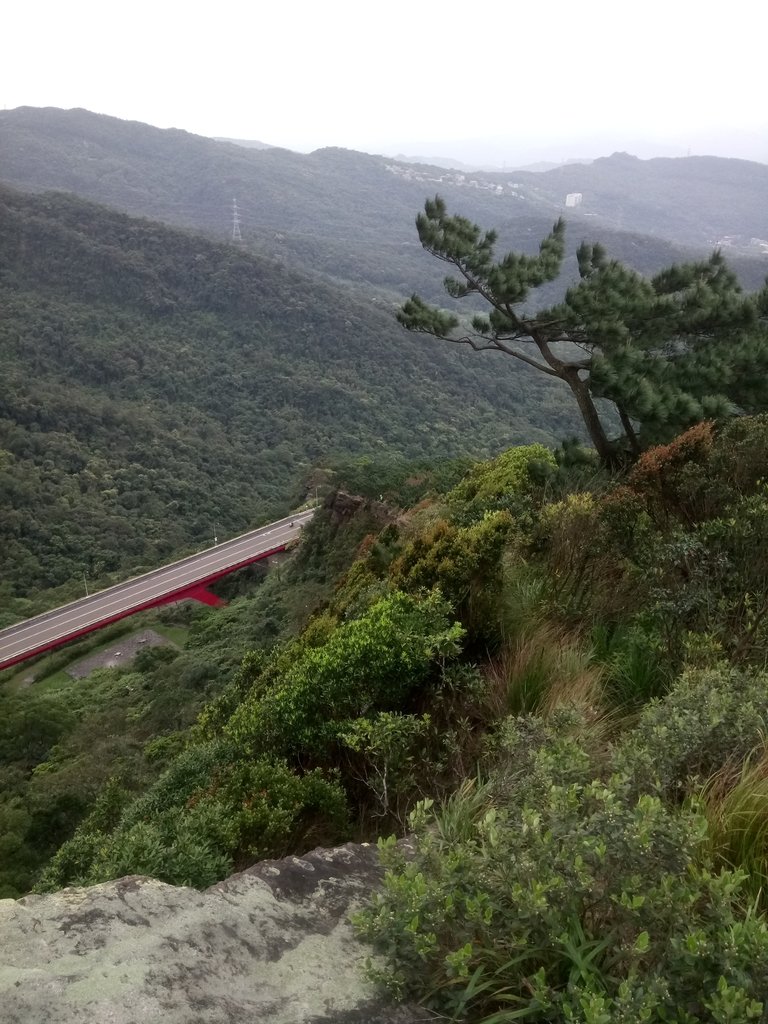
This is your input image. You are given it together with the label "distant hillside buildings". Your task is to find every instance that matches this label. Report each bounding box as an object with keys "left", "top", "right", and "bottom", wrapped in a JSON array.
[{"left": 384, "top": 162, "right": 525, "bottom": 198}]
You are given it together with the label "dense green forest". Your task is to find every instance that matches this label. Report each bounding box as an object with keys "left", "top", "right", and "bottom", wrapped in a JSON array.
[
  {"left": 0, "top": 184, "right": 578, "bottom": 614},
  {"left": 5, "top": 419, "right": 768, "bottom": 1019}
]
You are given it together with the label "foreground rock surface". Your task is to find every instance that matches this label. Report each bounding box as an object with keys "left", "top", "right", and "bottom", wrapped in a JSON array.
[{"left": 0, "top": 843, "right": 430, "bottom": 1024}]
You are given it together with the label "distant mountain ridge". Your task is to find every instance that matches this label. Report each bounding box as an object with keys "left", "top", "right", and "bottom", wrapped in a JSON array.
[
  {"left": 393, "top": 154, "right": 592, "bottom": 173},
  {"left": 515, "top": 150, "right": 768, "bottom": 248},
  {"left": 1, "top": 106, "right": 767, "bottom": 302},
  {"left": 214, "top": 137, "right": 273, "bottom": 150}
]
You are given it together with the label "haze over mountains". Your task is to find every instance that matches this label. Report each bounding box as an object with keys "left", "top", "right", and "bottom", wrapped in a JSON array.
[
  {"left": 382, "top": 127, "right": 768, "bottom": 173},
  {"left": 2, "top": 107, "right": 768, "bottom": 297},
  {"left": 390, "top": 155, "right": 593, "bottom": 174}
]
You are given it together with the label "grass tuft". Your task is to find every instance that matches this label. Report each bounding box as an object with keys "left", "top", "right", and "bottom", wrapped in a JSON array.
[
  {"left": 704, "top": 739, "right": 768, "bottom": 909},
  {"left": 483, "top": 623, "right": 604, "bottom": 719}
]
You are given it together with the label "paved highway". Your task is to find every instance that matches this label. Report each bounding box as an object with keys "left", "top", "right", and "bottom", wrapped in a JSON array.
[{"left": 0, "top": 509, "right": 316, "bottom": 671}]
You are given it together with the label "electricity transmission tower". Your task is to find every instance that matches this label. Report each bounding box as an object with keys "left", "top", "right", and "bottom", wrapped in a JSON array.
[{"left": 231, "top": 198, "right": 243, "bottom": 243}]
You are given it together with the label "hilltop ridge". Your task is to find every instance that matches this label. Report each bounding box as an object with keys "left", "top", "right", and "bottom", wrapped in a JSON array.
[{"left": 2, "top": 106, "right": 767, "bottom": 302}]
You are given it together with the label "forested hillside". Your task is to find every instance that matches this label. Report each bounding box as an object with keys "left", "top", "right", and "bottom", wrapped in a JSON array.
[
  {"left": 5, "top": 103, "right": 768, "bottom": 1020},
  {"left": 5, "top": 418, "right": 768, "bottom": 1020},
  {"left": 510, "top": 149, "right": 768, "bottom": 246},
  {"left": 2, "top": 106, "right": 767, "bottom": 305},
  {"left": 0, "top": 184, "right": 577, "bottom": 612}
]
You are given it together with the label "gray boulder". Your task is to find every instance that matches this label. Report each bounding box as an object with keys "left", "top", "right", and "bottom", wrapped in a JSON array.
[{"left": 0, "top": 843, "right": 432, "bottom": 1024}]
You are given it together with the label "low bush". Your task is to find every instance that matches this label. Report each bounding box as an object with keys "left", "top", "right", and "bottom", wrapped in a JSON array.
[
  {"left": 224, "top": 590, "right": 465, "bottom": 761},
  {"left": 611, "top": 664, "right": 768, "bottom": 802},
  {"left": 357, "top": 713, "right": 768, "bottom": 1022},
  {"left": 37, "top": 748, "right": 349, "bottom": 890}
]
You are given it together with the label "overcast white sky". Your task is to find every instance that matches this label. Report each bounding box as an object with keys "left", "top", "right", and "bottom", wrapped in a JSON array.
[{"left": 5, "top": 0, "right": 767, "bottom": 164}]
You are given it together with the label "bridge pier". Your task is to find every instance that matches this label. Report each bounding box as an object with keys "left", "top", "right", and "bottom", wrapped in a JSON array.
[{"left": 169, "top": 585, "right": 227, "bottom": 608}]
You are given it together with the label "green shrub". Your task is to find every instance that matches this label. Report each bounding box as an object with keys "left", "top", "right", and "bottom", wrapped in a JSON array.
[
  {"left": 87, "top": 800, "right": 235, "bottom": 889},
  {"left": 340, "top": 712, "right": 434, "bottom": 823},
  {"left": 118, "top": 741, "right": 231, "bottom": 828},
  {"left": 447, "top": 444, "right": 555, "bottom": 525},
  {"left": 208, "top": 758, "right": 348, "bottom": 863},
  {"left": 612, "top": 664, "right": 768, "bottom": 802},
  {"left": 449, "top": 444, "right": 556, "bottom": 505},
  {"left": 356, "top": 718, "right": 768, "bottom": 1022},
  {"left": 35, "top": 776, "right": 131, "bottom": 891},
  {"left": 389, "top": 512, "right": 515, "bottom": 644},
  {"left": 36, "top": 827, "right": 111, "bottom": 892},
  {"left": 87, "top": 757, "right": 348, "bottom": 888},
  {"left": 224, "top": 590, "right": 465, "bottom": 760},
  {"left": 41, "top": 750, "right": 349, "bottom": 890}
]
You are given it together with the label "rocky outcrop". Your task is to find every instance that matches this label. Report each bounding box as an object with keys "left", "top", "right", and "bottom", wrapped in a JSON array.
[
  {"left": 326, "top": 490, "right": 394, "bottom": 527},
  {"left": 0, "top": 843, "right": 431, "bottom": 1024}
]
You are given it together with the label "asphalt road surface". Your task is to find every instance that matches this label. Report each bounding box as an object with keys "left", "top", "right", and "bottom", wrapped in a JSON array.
[{"left": 0, "top": 509, "right": 315, "bottom": 671}]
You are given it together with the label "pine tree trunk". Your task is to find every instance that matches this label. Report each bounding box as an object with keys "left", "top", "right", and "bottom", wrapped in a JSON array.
[
  {"left": 562, "top": 369, "right": 615, "bottom": 466},
  {"left": 531, "top": 336, "right": 616, "bottom": 466},
  {"left": 617, "top": 405, "right": 642, "bottom": 457}
]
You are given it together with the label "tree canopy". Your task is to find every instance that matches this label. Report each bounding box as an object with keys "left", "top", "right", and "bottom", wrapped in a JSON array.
[
  {"left": 0, "top": 184, "right": 579, "bottom": 611},
  {"left": 399, "top": 196, "right": 768, "bottom": 463}
]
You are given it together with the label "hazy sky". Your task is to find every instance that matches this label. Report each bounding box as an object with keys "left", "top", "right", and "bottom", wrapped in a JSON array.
[{"left": 5, "top": 0, "right": 767, "bottom": 164}]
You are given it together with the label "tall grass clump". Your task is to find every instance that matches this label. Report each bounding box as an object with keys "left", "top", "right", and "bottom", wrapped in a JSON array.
[
  {"left": 590, "top": 622, "right": 671, "bottom": 710},
  {"left": 704, "top": 742, "right": 768, "bottom": 910},
  {"left": 483, "top": 623, "right": 603, "bottom": 719}
]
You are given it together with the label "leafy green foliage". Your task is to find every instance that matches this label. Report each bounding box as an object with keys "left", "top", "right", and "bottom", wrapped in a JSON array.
[
  {"left": 389, "top": 513, "right": 514, "bottom": 645},
  {"left": 38, "top": 742, "right": 348, "bottom": 891},
  {"left": 224, "top": 590, "right": 465, "bottom": 760},
  {"left": 0, "top": 619, "right": 230, "bottom": 896},
  {"left": 447, "top": 443, "right": 557, "bottom": 514},
  {"left": 612, "top": 665, "right": 768, "bottom": 803},
  {"left": 531, "top": 417, "right": 768, "bottom": 683},
  {"left": 357, "top": 712, "right": 768, "bottom": 1022},
  {"left": 323, "top": 455, "right": 474, "bottom": 507},
  {"left": 346, "top": 420, "right": 768, "bottom": 1019},
  {"left": 340, "top": 712, "right": 434, "bottom": 823},
  {"left": 9, "top": 389, "right": 768, "bottom": 1024}
]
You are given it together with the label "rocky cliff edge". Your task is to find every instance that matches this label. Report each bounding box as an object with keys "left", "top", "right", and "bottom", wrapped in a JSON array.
[{"left": 0, "top": 842, "right": 431, "bottom": 1024}]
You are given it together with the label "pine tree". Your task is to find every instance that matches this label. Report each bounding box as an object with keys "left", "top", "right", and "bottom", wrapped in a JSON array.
[{"left": 398, "top": 196, "right": 768, "bottom": 464}]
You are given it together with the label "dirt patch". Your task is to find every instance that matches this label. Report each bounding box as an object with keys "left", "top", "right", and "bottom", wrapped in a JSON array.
[{"left": 66, "top": 629, "right": 178, "bottom": 679}]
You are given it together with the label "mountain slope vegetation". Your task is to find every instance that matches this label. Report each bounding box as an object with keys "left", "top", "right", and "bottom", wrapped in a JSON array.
[
  {"left": 0, "top": 183, "right": 576, "bottom": 610},
  {"left": 5, "top": 417, "right": 768, "bottom": 1020},
  {"left": 5, "top": 105, "right": 768, "bottom": 1021}
]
